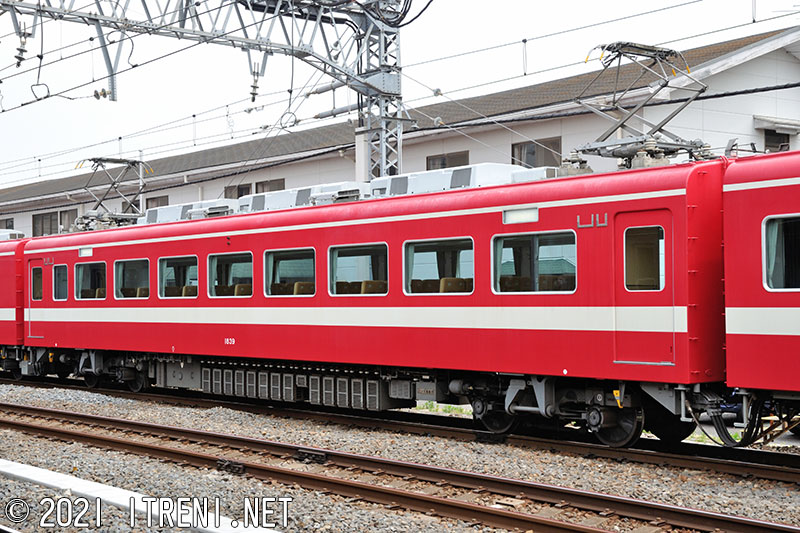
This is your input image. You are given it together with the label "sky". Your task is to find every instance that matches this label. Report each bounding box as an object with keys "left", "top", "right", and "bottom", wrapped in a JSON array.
[{"left": 0, "top": 0, "right": 798, "bottom": 187}]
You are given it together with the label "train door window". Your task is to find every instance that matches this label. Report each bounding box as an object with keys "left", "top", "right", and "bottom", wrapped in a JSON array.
[
  {"left": 158, "top": 256, "right": 198, "bottom": 298},
  {"left": 330, "top": 244, "right": 388, "bottom": 295},
  {"left": 209, "top": 253, "right": 253, "bottom": 297},
  {"left": 493, "top": 232, "right": 576, "bottom": 292},
  {"left": 265, "top": 249, "right": 315, "bottom": 296},
  {"left": 624, "top": 226, "right": 665, "bottom": 291},
  {"left": 75, "top": 262, "right": 107, "bottom": 299},
  {"left": 764, "top": 215, "right": 800, "bottom": 289},
  {"left": 53, "top": 265, "right": 68, "bottom": 301},
  {"left": 405, "top": 238, "right": 474, "bottom": 294},
  {"left": 115, "top": 259, "right": 150, "bottom": 299},
  {"left": 31, "top": 267, "right": 43, "bottom": 301}
]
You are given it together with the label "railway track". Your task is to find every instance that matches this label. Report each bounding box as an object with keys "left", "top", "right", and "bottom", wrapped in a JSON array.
[
  {"left": 1, "top": 376, "right": 798, "bottom": 485},
  {"left": 0, "top": 402, "right": 797, "bottom": 533}
]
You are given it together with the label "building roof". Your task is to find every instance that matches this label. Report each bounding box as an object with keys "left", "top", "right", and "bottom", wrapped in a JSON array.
[{"left": 1, "top": 26, "right": 796, "bottom": 211}]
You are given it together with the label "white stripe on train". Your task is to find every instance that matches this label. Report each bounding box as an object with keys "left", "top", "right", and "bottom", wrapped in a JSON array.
[
  {"left": 726, "top": 307, "right": 800, "bottom": 336},
  {"left": 11, "top": 306, "right": 688, "bottom": 333}
]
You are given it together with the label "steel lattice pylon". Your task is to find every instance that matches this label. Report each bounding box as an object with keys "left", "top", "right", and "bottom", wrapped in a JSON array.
[{"left": 0, "top": 0, "right": 405, "bottom": 178}]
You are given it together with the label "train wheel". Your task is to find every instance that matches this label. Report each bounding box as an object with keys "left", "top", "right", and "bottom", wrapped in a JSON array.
[
  {"left": 83, "top": 373, "right": 100, "bottom": 388},
  {"left": 125, "top": 372, "right": 149, "bottom": 393},
  {"left": 10, "top": 369, "right": 22, "bottom": 381},
  {"left": 593, "top": 407, "right": 644, "bottom": 448},
  {"left": 478, "top": 411, "right": 518, "bottom": 434}
]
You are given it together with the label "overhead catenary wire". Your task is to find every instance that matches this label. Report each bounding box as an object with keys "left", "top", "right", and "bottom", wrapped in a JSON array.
[
  {"left": 401, "top": 8, "right": 800, "bottom": 110},
  {"left": 2, "top": 2, "right": 798, "bottom": 184},
  {"left": 0, "top": 0, "right": 242, "bottom": 87},
  {"left": 404, "top": 0, "right": 703, "bottom": 69},
  {"left": 401, "top": 70, "right": 564, "bottom": 160}
]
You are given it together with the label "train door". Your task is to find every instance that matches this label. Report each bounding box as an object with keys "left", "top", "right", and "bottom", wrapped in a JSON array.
[
  {"left": 26, "top": 259, "right": 45, "bottom": 340},
  {"left": 613, "top": 210, "right": 675, "bottom": 364}
]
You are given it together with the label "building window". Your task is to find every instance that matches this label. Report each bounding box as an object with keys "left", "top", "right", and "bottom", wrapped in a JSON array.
[
  {"left": 31, "top": 267, "right": 43, "bottom": 301},
  {"left": 60, "top": 209, "right": 78, "bottom": 232},
  {"left": 494, "top": 232, "right": 576, "bottom": 292},
  {"left": 625, "top": 226, "right": 665, "bottom": 291},
  {"left": 330, "top": 244, "right": 388, "bottom": 295},
  {"left": 405, "top": 239, "right": 473, "bottom": 294},
  {"left": 224, "top": 184, "right": 253, "bottom": 199},
  {"left": 33, "top": 210, "right": 78, "bottom": 236},
  {"left": 765, "top": 129, "right": 790, "bottom": 153},
  {"left": 266, "top": 249, "right": 315, "bottom": 296},
  {"left": 0, "top": 218, "right": 13, "bottom": 230},
  {"left": 765, "top": 216, "right": 800, "bottom": 289},
  {"left": 256, "top": 179, "right": 285, "bottom": 193},
  {"left": 146, "top": 196, "right": 169, "bottom": 210},
  {"left": 512, "top": 137, "right": 562, "bottom": 168},
  {"left": 53, "top": 265, "right": 68, "bottom": 301},
  {"left": 159, "top": 256, "right": 198, "bottom": 298},
  {"left": 76, "top": 262, "right": 107, "bottom": 299},
  {"left": 32, "top": 212, "right": 59, "bottom": 237},
  {"left": 208, "top": 253, "right": 253, "bottom": 297},
  {"left": 115, "top": 259, "right": 150, "bottom": 298},
  {"left": 426, "top": 151, "right": 469, "bottom": 170}
]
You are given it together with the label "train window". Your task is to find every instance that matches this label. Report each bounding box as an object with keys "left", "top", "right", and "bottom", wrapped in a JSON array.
[
  {"left": 625, "top": 226, "right": 665, "bottom": 291},
  {"left": 75, "top": 262, "right": 106, "bottom": 300},
  {"left": 114, "top": 259, "right": 150, "bottom": 299},
  {"left": 31, "top": 267, "right": 42, "bottom": 301},
  {"left": 405, "top": 239, "right": 473, "bottom": 294},
  {"left": 265, "top": 249, "right": 315, "bottom": 296},
  {"left": 158, "top": 256, "right": 198, "bottom": 298},
  {"left": 209, "top": 253, "right": 253, "bottom": 297},
  {"left": 493, "top": 232, "right": 576, "bottom": 292},
  {"left": 765, "top": 216, "right": 800, "bottom": 289},
  {"left": 53, "top": 265, "right": 68, "bottom": 301},
  {"left": 330, "top": 244, "right": 388, "bottom": 295}
]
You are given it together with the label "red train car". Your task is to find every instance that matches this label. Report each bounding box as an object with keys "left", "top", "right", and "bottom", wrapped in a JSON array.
[
  {"left": 1, "top": 153, "right": 797, "bottom": 446},
  {"left": 0, "top": 239, "right": 23, "bottom": 348},
  {"left": 723, "top": 154, "right": 800, "bottom": 394}
]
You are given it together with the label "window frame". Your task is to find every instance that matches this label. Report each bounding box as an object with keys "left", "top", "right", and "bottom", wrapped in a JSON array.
[
  {"left": 490, "top": 229, "right": 578, "bottom": 295},
  {"left": 762, "top": 212, "right": 800, "bottom": 292},
  {"left": 113, "top": 258, "right": 151, "bottom": 300},
  {"left": 157, "top": 255, "right": 200, "bottom": 300},
  {"left": 511, "top": 137, "right": 562, "bottom": 169},
  {"left": 53, "top": 264, "right": 68, "bottom": 301},
  {"left": 328, "top": 242, "right": 390, "bottom": 297},
  {"left": 426, "top": 150, "right": 470, "bottom": 171},
  {"left": 264, "top": 247, "right": 316, "bottom": 298},
  {"left": 74, "top": 261, "right": 108, "bottom": 300},
  {"left": 623, "top": 225, "right": 666, "bottom": 293},
  {"left": 402, "top": 236, "right": 475, "bottom": 296},
  {"left": 207, "top": 251, "right": 254, "bottom": 299}
]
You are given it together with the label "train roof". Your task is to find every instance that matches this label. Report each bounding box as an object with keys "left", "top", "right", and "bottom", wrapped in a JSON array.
[{"left": 20, "top": 158, "right": 719, "bottom": 253}]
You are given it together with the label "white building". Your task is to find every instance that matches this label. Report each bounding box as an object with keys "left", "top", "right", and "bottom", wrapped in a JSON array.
[{"left": 2, "top": 27, "right": 800, "bottom": 237}]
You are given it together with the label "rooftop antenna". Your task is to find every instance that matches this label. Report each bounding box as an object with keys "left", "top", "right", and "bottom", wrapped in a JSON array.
[{"left": 574, "top": 42, "right": 711, "bottom": 168}]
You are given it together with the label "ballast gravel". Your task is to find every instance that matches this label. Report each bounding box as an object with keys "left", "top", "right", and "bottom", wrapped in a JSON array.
[{"left": 0, "top": 383, "right": 798, "bottom": 531}]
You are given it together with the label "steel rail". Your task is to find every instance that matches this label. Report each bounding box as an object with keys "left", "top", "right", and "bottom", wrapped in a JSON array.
[
  {"left": 2, "top": 378, "right": 799, "bottom": 483},
  {"left": 0, "top": 403, "right": 798, "bottom": 533},
  {"left": 0, "top": 414, "right": 599, "bottom": 533}
]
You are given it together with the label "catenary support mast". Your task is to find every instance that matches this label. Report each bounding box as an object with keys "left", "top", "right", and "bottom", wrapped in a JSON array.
[{"left": 0, "top": 0, "right": 404, "bottom": 178}]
